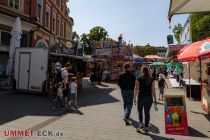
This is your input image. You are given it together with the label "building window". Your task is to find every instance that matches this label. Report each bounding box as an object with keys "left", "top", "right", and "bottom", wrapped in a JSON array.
[
  {"left": 57, "top": 18, "right": 60, "bottom": 36},
  {"left": 1, "top": 31, "right": 11, "bottom": 47},
  {"left": 60, "top": 22, "right": 63, "bottom": 37},
  {"left": 52, "top": 12, "right": 56, "bottom": 33},
  {"left": 45, "top": 5, "right": 50, "bottom": 28},
  {"left": 9, "top": 0, "right": 21, "bottom": 10},
  {"left": 61, "top": 2, "right": 64, "bottom": 12},
  {"left": 37, "top": 0, "right": 42, "bottom": 22},
  {"left": 56, "top": 0, "right": 60, "bottom": 7}
]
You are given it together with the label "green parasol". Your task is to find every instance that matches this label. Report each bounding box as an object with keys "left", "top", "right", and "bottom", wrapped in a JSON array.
[{"left": 151, "top": 62, "right": 166, "bottom": 66}]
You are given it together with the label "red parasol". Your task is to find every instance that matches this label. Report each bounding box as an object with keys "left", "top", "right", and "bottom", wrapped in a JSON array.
[{"left": 177, "top": 38, "right": 210, "bottom": 62}]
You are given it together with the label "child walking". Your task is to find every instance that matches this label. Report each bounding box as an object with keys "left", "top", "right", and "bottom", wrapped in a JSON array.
[
  {"left": 68, "top": 77, "right": 78, "bottom": 109},
  {"left": 158, "top": 74, "right": 168, "bottom": 101}
]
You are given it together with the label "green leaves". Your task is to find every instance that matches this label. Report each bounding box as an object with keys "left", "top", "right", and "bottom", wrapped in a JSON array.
[
  {"left": 133, "top": 45, "right": 158, "bottom": 57},
  {"left": 72, "top": 31, "right": 80, "bottom": 42},
  {"left": 79, "top": 26, "right": 109, "bottom": 55},
  {"left": 191, "top": 12, "right": 210, "bottom": 42},
  {"left": 172, "top": 23, "right": 182, "bottom": 44}
]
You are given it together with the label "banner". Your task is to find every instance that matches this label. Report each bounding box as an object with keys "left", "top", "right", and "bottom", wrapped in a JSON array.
[
  {"left": 95, "top": 48, "right": 111, "bottom": 56},
  {"left": 164, "top": 95, "right": 189, "bottom": 136}
]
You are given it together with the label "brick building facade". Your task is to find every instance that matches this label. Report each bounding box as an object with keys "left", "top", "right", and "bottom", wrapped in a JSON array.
[{"left": 0, "top": 0, "right": 73, "bottom": 85}]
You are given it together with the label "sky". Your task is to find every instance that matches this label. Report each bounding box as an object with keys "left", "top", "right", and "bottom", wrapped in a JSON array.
[{"left": 68, "top": 0, "right": 189, "bottom": 47}]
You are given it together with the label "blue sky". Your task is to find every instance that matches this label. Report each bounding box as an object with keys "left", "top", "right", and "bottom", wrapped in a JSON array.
[{"left": 68, "top": 0, "right": 189, "bottom": 47}]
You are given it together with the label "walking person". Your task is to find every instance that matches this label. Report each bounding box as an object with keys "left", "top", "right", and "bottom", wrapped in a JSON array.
[
  {"left": 118, "top": 64, "right": 136, "bottom": 125},
  {"left": 134, "top": 66, "right": 157, "bottom": 134},
  {"left": 158, "top": 74, "right": 168, "bottom": 101},
  {"left": 68, "top": 77, "right": 78, "bottom": 109},
  {"left": 61, "top": 63, "right": 71, "bottom": 106}
]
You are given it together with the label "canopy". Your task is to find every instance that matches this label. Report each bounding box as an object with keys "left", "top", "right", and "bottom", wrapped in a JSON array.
[
  {"left": 144, "top": 55, "right": 162, "bottom": 59},
  {"left": 166, "top": 62, "right": 173, "bottom": 67},
  {"left": 133, "top": 54, "right": 143, "bottom": 59},
  {"left": 177, "top": 38, "right": 210, "bottom": 62},
  {"left": 151, "top": 62, "right": 165, "bottom": 66},
  {"left": 168, "top": 0, "right": 210, "bottom": 17}
]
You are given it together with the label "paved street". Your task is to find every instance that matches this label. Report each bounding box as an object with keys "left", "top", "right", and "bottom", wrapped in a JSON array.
[{"left": 0, "top": 78, "right": 209, "bottom": 140}]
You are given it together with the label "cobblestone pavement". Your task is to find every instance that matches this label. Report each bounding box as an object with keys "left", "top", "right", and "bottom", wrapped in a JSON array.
[{"left": 0, "top": 78, "right": 209, "bottom": 140}]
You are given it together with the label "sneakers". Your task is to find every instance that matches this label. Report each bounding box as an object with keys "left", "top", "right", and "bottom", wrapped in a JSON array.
[
  {"left": 74, "top": 106, "right": 79, "bottom": 110},
  {"left": 143, "top": 127, "right": 149, "bottom": 134},
  {"left": 123, "top": 118, "right": 132, "bottom": 126},
  {"left": 136, "top": 123, "right": 144, "bottom": 133},
  {"left": 139, "top": 123, "right": 144, "bottom": 129}
]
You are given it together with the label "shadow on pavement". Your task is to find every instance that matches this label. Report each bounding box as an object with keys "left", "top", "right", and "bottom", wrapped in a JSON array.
[
  {"left": 190, "top": 111, "right": 210, "bottom": 122},
  {"left": 78, "top": 79, "right": 119, "bottom": 107},
  {"left": 137, "top": 130, "right": 175, "bottom": 140},
  {"left": 130, "top": 118, "right": 160, "bottom": 134},
  {"left": 0, "top": 92, "right": 66, "bottom": 125},
  {"left": 0, "top": 78, "right": 117, "bottom": 125},
  {"left": 189, "top": 126, "right": 209, "bottom": 138}
]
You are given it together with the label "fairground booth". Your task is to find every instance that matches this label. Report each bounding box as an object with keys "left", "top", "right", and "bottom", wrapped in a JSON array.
[
  {"left": 169, "top": 0, "right": 210, "bottom": 114},
  {"left": 91, "top": 37, "right": 133, "bottom": 81}
]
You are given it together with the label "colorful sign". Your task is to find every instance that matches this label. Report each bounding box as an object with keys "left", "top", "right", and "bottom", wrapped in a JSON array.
[{"left": 164, "top": 95, "right": 189, "bottom": 136}]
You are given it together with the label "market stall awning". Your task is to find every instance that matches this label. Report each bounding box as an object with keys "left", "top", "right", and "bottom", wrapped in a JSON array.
[
  {"left": 144, "top": 55, "right": 161, "bottom": 59},
  {"left": 50, "top": 53, "right": 85, "bottom": 60},
  {"left": 177, "top": 38, "right": 210, "bottom": 62},
  {"left": 168, "top": 0, "right": 210, "bottom": 17},
  {"left": 133, "top": 54, "right": 143, "bottom": 59},
  {"left": 151, "top": 62, "right": 166, "bottom": 66}
]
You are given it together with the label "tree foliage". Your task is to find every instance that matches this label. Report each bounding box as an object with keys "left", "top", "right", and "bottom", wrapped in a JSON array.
[
  {"left": 89, "top": 26, "right": 108, "bottom": 42},
  {"left": 72, "top": 31, "right": 80, "bottom": 42},
  {"left": 79, "top": 26, "right": 109, "bottom": 55},
  {"left": 133, "top": 45, "right": 158, "bottom": 57},
  {"left": 191, "top": 12, "right": 210, "bottom": 42},
  {"left": 80, "top": 33, "right": 91, "bottom": 55},
  {"left": 172, "top": 23, "right": 182, "bottom": 44}
]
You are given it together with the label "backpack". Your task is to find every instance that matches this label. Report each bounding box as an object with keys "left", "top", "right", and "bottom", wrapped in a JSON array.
[{"left": 56, "top": 69, "right": 63, "bottom": 83}]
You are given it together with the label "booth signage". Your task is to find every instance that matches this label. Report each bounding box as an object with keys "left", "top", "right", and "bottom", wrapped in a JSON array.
[
  {"left": 95, "top": 48, "right": 111, "bottom": 56},
  {"left": 164, "top": 95, "right": 189, "bottom": 136}
]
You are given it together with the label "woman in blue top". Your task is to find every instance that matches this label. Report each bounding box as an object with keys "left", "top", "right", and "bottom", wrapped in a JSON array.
[{"left": 134, "top": 66, "right": 157, "bottom": 134}]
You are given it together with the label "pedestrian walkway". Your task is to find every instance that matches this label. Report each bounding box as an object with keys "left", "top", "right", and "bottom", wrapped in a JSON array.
[{"left": 0, "top": 78, "right": 209, "bottom": 140}]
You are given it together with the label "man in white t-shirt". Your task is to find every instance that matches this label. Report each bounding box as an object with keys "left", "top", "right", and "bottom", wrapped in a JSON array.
[
  {"left": 68, "top": 77, "right": 78, "bottom": 109},
  {"left": 61, "top": 63, "right": 71, "bottom": 106}
]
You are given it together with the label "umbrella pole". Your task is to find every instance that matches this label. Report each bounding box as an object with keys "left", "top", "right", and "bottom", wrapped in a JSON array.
[{"left": 188, "top": 62, "right": 192, "bottom": 100}]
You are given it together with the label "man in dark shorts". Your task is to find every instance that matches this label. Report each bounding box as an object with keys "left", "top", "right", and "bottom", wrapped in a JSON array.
[{"left": 61, "top": 63, "right": 71, "bottom": 106}]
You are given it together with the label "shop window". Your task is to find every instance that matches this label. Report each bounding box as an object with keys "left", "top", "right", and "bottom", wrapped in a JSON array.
[
  {"left": 9, "top": 0, "right": 21, "bottom": 10},
  {"left": 37, "top": 0, "right": 42, "bottom": 22},
  {"left": 1, "top": 31, "right": 11, "bottom": 47}
]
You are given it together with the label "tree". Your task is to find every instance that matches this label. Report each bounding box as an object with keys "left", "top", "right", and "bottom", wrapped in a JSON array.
[
  {"left": 172, "top": 23, "right": 182, "bottom": 44},
  {"left": 191, "top": 12, "right": 210, "bottom": 42},
  {"left": 72, "top": 31, "right": 80, "bottom": 42},
  {"left": 89, "top": 26, "right": 108, "bottom": 42},
  {"left": 134, "top": 45, "right": 157, "bottom": 57},
  {"left": 80, "top": 33, "right": 91, "bottom": 55}
]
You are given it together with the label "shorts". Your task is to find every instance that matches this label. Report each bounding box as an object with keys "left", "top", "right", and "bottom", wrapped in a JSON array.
[
  {"left": 69, "top": 93, "right": 77, "bottom": 101},
  {"left": 159, "top": 87, "right": 164, "bottom": 94},
  {"left": 63, "top": 89, "right": 68, "bottom": 97},
  {"left": 62, "top": 84, "right": 69, "bottom": 97}
]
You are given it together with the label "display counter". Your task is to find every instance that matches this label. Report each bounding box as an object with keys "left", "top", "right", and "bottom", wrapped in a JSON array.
[{"left": 182, "top": 79, "right": 201, "bottom": 100}]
